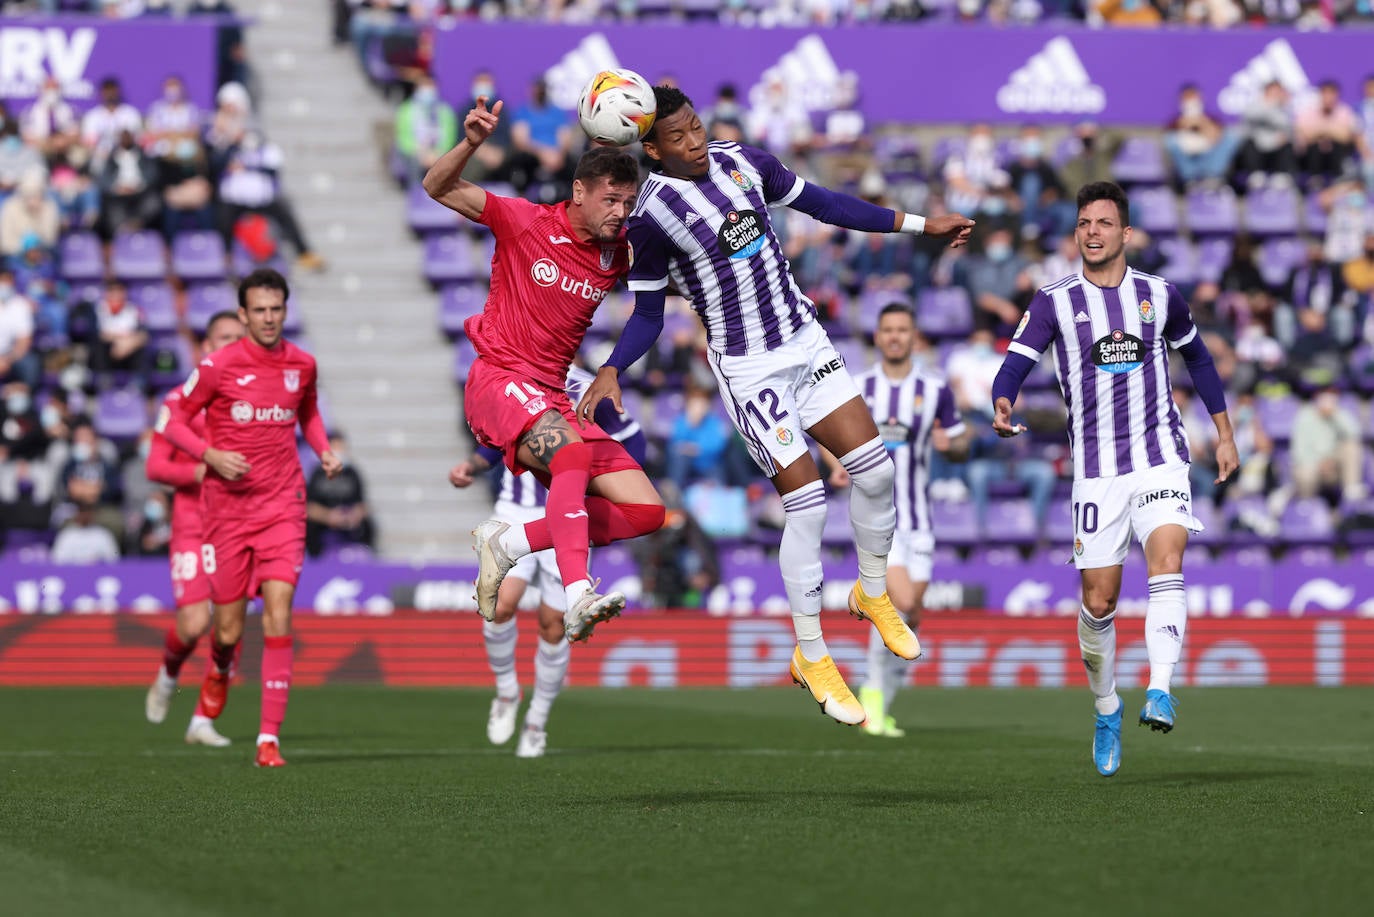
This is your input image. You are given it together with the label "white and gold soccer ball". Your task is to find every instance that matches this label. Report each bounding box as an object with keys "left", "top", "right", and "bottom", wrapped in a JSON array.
[{"left": 577, "top": 68, "right": 657, "bottom": 147}]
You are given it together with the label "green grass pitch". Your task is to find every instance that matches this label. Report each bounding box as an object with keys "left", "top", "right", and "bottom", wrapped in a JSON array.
[{"left": 1, "top": 686, "right": 1370, "bottom": 917}]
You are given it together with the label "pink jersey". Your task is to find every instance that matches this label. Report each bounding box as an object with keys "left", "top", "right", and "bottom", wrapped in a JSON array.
[
  {"left": 162, "top": 336, "right": 329, "bottom": 521},
  {"left": 464, "top": 194, "right": 630, "bottom": 388},
  {"left": 147, "top": 388, "right": 207, "bottom": 539}
]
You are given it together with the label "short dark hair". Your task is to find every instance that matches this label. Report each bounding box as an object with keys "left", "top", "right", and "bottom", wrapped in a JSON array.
[
  {"left": 573, "top": 146, "right": 640, "bottom": 188},
  {"left": 100, "top": 77, "right": 120, "bottom": 91},
  {"left": 238, "top": 268, "right": 290, "bottom": 310},
  {"left": 878, "top": 302, "right": 915, "bottom": 323},
  {"left": 203, "top": 310, "right": 241, "bottom": 338},
  {"left": 644, "top": 85, "right": 694, "bottom": 142},
  {"left": 1076, "top": 180, "right": 1130, "bottom": 225}
]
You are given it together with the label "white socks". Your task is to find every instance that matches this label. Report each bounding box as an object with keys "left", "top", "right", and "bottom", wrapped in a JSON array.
[
  {"left": 483, "top": 618, "right": 520, "bottom": 699},
  {"left": 526, "top": 638, "right": 569, "bottom": 731},
  {"left": 838, "top": 438, "right": 896, "bottom": 598},
  {"left": 780, "top": 480, "right": 829, "bottom": 662},
  {"left": 1078, "top": 606, "right": 1120, "bottom": 715},
  {"left": 1146, "top": 573, "right": 1186, "bottom": 693}
]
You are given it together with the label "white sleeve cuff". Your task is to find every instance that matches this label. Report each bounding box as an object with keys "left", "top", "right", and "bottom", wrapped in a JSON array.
[
  {"left": 898, "top": 213, "right": 926, "bottom": 235},
  {"left": 777, "top": 176, "right": 805, "bottom": 206},
  {"left": 943, "top": 422, "right": 967, "bottom": 438},
  {"left": 1167, "top": 327, "right": 1198, "bottom": 349},
  {"left": 628, "top": 277, "right": 669, "bottom": 292},
  {"left": 1006, "top": 341, "right": 1043, "bottom": 362}
]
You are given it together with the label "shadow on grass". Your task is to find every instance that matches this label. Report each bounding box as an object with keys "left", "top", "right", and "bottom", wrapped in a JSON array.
[{"left": 1122, "top": 768, "right": 1313, "bottom": 785}]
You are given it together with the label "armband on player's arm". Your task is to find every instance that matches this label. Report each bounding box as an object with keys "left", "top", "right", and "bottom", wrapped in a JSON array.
[
  {"left": 1177, "top": 334, "right": 1228, "bottom": 416},
  {"left": 604, "top": 289, "right": 666, "bottom": 374},
  {"left": 991, "top": 353, "right": 1037, "bottom": 408}
]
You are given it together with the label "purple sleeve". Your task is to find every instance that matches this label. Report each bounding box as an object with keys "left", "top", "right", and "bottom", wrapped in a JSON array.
[
  {"left": 1005, "top": 290, "right": 1058, "bottom": 362},
  {"left": 738, "top": 144, "right": 805, "bottom": 204},
  {"left": 1177, "top": 335, "right": 1228, "bottom": 416},
  {"left": 1162, "top": 283, "right": 1199, "bottom": 348},
  {"left": 625, "top": 213, "right": 671, "bottom": 294},
  {"left": 605, "top": 289, "right": 666, "bottom": 373},
  {"left": 788, "top": 182, "right": 898, "bottom": 233},
  {"left": 991, "top": 353, "right": 1037, "bottom": 407},
  {"left": 936, "top": 384, "right": 964, "bottom": 432},
  {"left": 476, "top": 445, "right": 502, "bottom": 467}
]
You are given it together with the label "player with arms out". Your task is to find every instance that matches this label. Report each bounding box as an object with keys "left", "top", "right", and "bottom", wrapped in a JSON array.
[
  {"left": 448, "top": 365, "right": 646, "bottom": 758},
  {"left": 991, "top": 181, "right": 1238, "bottom": 776},
  {"left": 143, "top": 309, "right": 244, "bottom": 747},
  {"left": 576, "top": 86, "right": 974, "bottom": 725},
  {"left": 837, "top": 304, "right": 969, "bottom": 737},
  {"left": 159, "top": 269, "right": 341, "bottom": 768},
  {"left": 423, "top": 97, "right": 664, "bottom": 640}
]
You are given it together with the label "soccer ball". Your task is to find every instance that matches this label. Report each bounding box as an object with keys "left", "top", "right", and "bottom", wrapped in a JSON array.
[{"left": 577, "top": 69, "right": 657, "bottom": 147}]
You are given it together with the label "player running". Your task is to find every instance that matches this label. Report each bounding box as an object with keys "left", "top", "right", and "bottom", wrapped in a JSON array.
[
  {"left": 422, "top": 97, "right": 664, "bottom": 642},
  {"left": 838, "top": 304, "right": 968, "bottom": 737},
  {"left": 144, "top": 309, "right": 244, "bottom": 747},
  {"left": 991, "top": 181, "right": 1238, "bottom": 777},
  {"left": 159, "top": 268, "right": 341, "bottom": 768},
  {"left": 576, "top": 86, "right": 974, "bottom": 726},
  {"left": 449, "top": 365, "right": 646, "bottom": 759}
]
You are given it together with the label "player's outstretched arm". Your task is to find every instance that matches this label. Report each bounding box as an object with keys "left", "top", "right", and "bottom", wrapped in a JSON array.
[
  {"left": 576, "top": 289, "right": 666, "bottom": 424},
  {"left": 786, "top": 182, "right": 975, "bottom": 248},
  {"left": 421, "top": 97, "right": 503, "bottom": 220}
]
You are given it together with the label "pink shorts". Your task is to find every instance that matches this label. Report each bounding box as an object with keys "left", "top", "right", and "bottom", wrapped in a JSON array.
[
  {"left": 203, "top": 515, "right": 305, "bottom": 605},
  {"left": 168, "top": 533, "right": 212, "bottom": 607},
  {"left": 464, "top": 358, "right": 641, "bottom": 477}
]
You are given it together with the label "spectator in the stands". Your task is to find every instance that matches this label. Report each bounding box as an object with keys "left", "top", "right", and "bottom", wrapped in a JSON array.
[
  {"left": 0, "top": 109, "right": 45, "bottom": 196},
  {"left": 395, "top": 73, "right": 457, "bottom": 184},
  {"left": 91, "top": 279, "right": 149, "bottom": 386},
  {"left": 51, "top": 498, "right": 121, "bottom": 564},
  {"left": 943, "top": 123, "right": 1008, "bottom": 217},
  {"left": 130, "top": 487, "right": 172, "bottom": 557},
  {"left": 747, "top": 72, "right": 811, "bottom": 156},
  {"left": 1288, "top": 238, "right": 1357, "bottom": 351},
  {"left": 1359, "top": 73, "right": 1374, "bottom": 191},
  {"left": 1342, "top": 231, "right": 1374, "bottom": 298},
  {"left": 1296, "top": 79, "right": 1360, "bottom": 184},
  {"left": 1059, "top": 122, "right": 1121, "bottom": 193},
  {"left": 143, "top": 74, "right": 202, "bottom": 162},
  {"left": 1006, "top": 124, "right": 1074, "bottom": 240},
  {"left": 665, "top": 383, "right": 732, "bottom": 491},
  {"left": 1, "top": 380, "right": 47, "bottom": 461},
  {"left": 50, "top": 162, "right": 101, "bottom": 234},
  {"left": 705, "top": 83, "right": 748, "bottom": 144},
  {"left": 1291, "top": 384, "right": 1367, "bottom": 503},
  {"left": 218, "top": 130, "right": 326, "bottom": 271},
  {"left": 60, "top": 416, "right": 124, "bottom": 537},
  {"left": 507, "top": 78, "right": 575, "bottom": 196},
  {"left": 1095, "top": 0, "right": 1164, "bottom": 26},
  {"left": 20, "top": 76, "right": 80, "bottom": 166},
  {"left": 960, "top": 226, "right": 1034, "bottom": 335},
  {"left": 0, "top": 170, "right": 60, "bottom": 259},
  {"left": 80, "top": 77, "right": 143, "bottom": 169},
  {"left": 204, "top": 81, "right": 252, "bottom": 175},
  {"left": 158, "top": 131, "right": 215, "bottom": 237},
  {"left": 349, "top": 0, "right": 414, "bottom": 67},
  {"left": 1321, "top": 178, "right": 1370, "bottom": 264},
  {"left": 305, "top": 432, "right": 376, "bottom": 556},
  {"left": 1164, "top": 83, "right": 1240, "bottom": 189},
  {"left": 0, "top": 267, "right": 39, "bottom": 390},
  {"left": 1235, "top": 80, "right": 1298, "bottom": 189},
  {"left": 1218, "top": 234, "right": 1269, "bottom": 295},
  {"left": 452, "top": 70, "right": 508, "bottom": 182},
  {"left": 99, "top": 129, "right": 161, "bottom": 238}
]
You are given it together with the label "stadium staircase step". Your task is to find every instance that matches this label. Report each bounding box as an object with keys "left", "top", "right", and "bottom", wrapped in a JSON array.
[{"left": 239, "top": 0, "right": 486, "bottom": 561}]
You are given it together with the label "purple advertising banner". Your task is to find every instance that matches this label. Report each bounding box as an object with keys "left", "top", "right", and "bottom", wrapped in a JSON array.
[
  {"left": 433, "top": 23, "right": 1374, "bottom": 127},
  {"left": 0, "top": 17, "right": 219, "bottom": 110},
  {"left": 2, "top": 550, "right": 1371, "bottom": 617}
]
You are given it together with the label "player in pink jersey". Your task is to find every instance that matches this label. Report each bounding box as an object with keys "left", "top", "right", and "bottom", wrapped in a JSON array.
[
  {"left": 159, "top": 269, "right": 341, "bottom": 768},
  {"left": 423, "top": 97, "right": 664, "bottom": 641},
  {"left": 143, "top": 309, "right": 244, "bottom": 747}
]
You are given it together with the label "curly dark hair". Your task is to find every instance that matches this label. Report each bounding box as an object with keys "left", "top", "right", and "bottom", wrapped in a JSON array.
[{"left": 643, "top": 85, "right": 694, "bottom": 143}]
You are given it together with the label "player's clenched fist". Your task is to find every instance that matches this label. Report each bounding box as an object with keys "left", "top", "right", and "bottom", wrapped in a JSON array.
[
  {"left": 203, "top": 446, "right": 251, "bottom": 481},
  {"left": 463, "top": 97, "right": 504, "bottom": 146}
]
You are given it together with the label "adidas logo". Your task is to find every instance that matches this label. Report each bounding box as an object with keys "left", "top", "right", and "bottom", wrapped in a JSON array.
[
  {"left": 748, "top": 35, "right": 857, "bottom": 114},
  {"left": 1217, "top": 38, "right": 1312, "bottom": 117},
  {"left": 1074, "top": 311, "right": 1090, "bottom": 324},
  {"left": 683, "top": 211, "right": 700, "bottom": 227},
  {"left": 543, "top": 33, "right": 620, "bottom": 110},
  {"left": 1158, "top": 624, "right": 1182, "bottom": 642},
  {"left": 996, "top": 37, "right": 1105, "bottom": 115}
]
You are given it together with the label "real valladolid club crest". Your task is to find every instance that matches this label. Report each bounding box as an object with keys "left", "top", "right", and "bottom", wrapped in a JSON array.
[
  {"left": 776, "top": 427, "right": 794, "bottom": 446},
  {"left": 283, "top": 369, "right": 300, "bottom": 393},
  {"left": 600, "top": 246, "right": 615, "bottom": 271},
  {"left": 730, "top": 169, "right": 753, "bottom": 191},
  {"left": 1139, "top": 299, "right": 1155, "bottom": 322}
]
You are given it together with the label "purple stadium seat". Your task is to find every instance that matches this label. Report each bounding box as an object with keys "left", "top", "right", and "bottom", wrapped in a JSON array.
[
  {"left": 1131, "top": 185, "right": 1179, "bottom": 235},
  {"left": 94, "top": 387, "right": 148, "bottom": 442},
  {"left": 821, "top": 492, "right": 853, "bottom": 546},
  {"left": 1303, "top": 191, "right": 1327, "bottom": 234},
  {"left": 186, "top": 283, "right": 236, "bottom": 333},
  {"left": 641, "top": 391, "right": 686, "bottom": 441},
  {"left": 1224, "top": 494, "right": 1275, "bottom": 547},
  {"left": 171, "top": 230, "right": 228, "bottom": 281},
  {"left": 916, "top": 286, "right": 974, "bottom": 339},
  {"left": 452, "top": 336, "right": 477, "bottom": 384},
  {"left": 833, "top": 337, "right": 867, "bottom": 372},
  {"left": 130, "top": 281, "right": 177, "bottom": 333},
  {"left": 149, "top": 332, "right": 191, "bottom": 388},
  {"left": 930, "top": 498, "right": 978, "bottom": 548},
  {"left": 59, "top": 232, "right": 105, "bottom": 282},
  {"left": 231, "top": 241, "right": 290, "bottom": 278},
  {"left": 1219, "top": 545, "right": 1272, "bottom": 566},
  {"left": 1257, "top": 236, "right": 1306, "bottom": 289},
  {"left": 440, "top": 283, "right": 484, "bottom": 338},
  {"left": 1185, "top": 187, "right": 1239, "bottom": 236},
  {"left": 1291, "top": 545, "right": 1337, "bottom": 565},
  {"left": 1196, "top": 237, "right": 1234, "bottom": 283},
  {"left": 1347, "top": 345, "right": 1374, "bottom": 395},
  {"left": 1052, "top": 136, "right": 1081, "bottom": 168},
  {"left": 110, "top": 230, "right": 168, "bottom": 281},
  {"left": 1257, "top": 395, "right": 1298, "bottom": 442},
  {"left": 1243, "top": 186, "right": 1300, "bottom": 236},
  {"left": 929, "top": 136, "right": 966, "bottom": 170},
  {"left": 1189, "top": 499, "right": 1223, "bottom": 547},
  {"left": 282, "top": 299, "right": 303, "bottom": 336},
  {"left": 1111, "top": 137, "right": 1168, "bottom": 186},
  {"left": 1279, "top": 497, "right": 1335, "bottom": 546},
  {"left": 1342, "top": 499, "right": 1374, "bottom": 548},
  {"left": 1046, "top": 498, "right": 1074, "bottom": 544},
  {"left": 966, "top": 545, "right": 1024, "bottom": 566},
  {"left": 1157, "top": 237, "right": 1200, "bottom": 286},
  {"left": 981, "top": 498, "right": 1038, "bottom": 546},
  {"left": 424, "top": 233, "right": 480, "bottom": 285},
  {"left": 407, "top": 183, "right": 462, "bottom": 235}
]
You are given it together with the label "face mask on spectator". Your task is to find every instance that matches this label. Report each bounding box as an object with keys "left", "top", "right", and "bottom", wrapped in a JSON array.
[
  {"left": 983, "top": 196, "right": 1008, "bottom": 216},
  {"left": 1181, "top": 98, "right": 1204, "bottom": 117},
  {"left": 0, "top": 282, "right": 13, "bottom": 300},
  {"left": 414, "top": 86, "right": 437, "bottom": 106},
  {"left": 971, "top": 341, "right": 993, "bottom": 357},
  {"left": 175, "top": 138, "right": 199, "bottom": 160},
  {"left": 41, "top": 405, "right": 61, "bottom": 429},
  {"left": 1020, "top": 138, "right": 1042, "bottom": 159},
  {"left": 968, "top": 134, "right": 993, "bottom": 156},
  {"left": 986, "top": 241, "right": 1013, "bottom": 262},
  {"left": 72, "top": 442, "right": 93, "bottom": 462},
  {"left": 471, "top": 80, "right": 495, "bottom": 101},
  {"left": 144, "top": 499, "right": 165, "bottom": 523},
  {"left": 1345, "top": 191, "right": 1366, "bottom": 209},
  {"left": 6, "top": 392, "right": 30, "bottom": 414}
]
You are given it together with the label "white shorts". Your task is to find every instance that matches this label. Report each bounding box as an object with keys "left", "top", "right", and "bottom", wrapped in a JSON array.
[
  {"left": 1070, "top": 461, "right": 1204, "bottom": 569},
  {"left": 707, "top": 321, "right": 862, "bottom": 476},
  {"left": 495, "top": 501, "right": 566, "bottom": 611},
  {"left": 891, "top": 528, "right": 935, "bottom": 583}
]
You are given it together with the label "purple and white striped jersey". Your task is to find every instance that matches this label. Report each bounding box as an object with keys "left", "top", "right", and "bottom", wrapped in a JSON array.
[
  {"left": 627, "top": 142, "right": 815, "bottom": 357},
  {"left": 495, "top": 366, "right": 642, "bottom": 510},
  {"left": 1008, "top": 268, "right": 1195, "bottom": 480},
  {"left": 854, "top": 366, "right": 965, "bottom": 533}
]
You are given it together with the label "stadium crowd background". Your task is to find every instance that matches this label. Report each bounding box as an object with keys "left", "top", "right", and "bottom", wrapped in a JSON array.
[{"left": 0, "top": 0, "right": 1372, "bottom": 602}]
